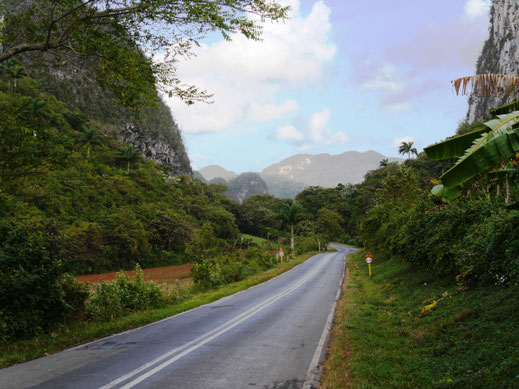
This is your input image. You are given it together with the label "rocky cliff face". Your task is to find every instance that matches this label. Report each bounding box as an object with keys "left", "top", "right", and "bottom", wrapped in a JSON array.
[
  {"left": 467, "top": 0, "right": 519, "bottom": 122},
  {"left": 37, "top": 66, "right": 192, "bottom": 176}
]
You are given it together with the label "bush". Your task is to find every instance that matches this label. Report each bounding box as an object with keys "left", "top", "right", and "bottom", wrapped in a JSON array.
[
  {"left": 458, "top": 209, "right": 519, "bottom": 285},
  {"left": 400, "top": 199, "right": 498, "bottom": 278},
  {"left": 87, "top": 264, "right": 166, "bottom": 321},
  {"left": 0, "top": 224, "right": 68, "bottom": 339},
  {"left": 192, "top": 248, "right": 277, "bottom": 290},
  {"left": 59, "top": 273, "right": 90, "bottom": 320}
]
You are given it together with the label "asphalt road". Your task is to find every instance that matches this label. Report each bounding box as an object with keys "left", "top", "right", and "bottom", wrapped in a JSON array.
[{"left": 0, "top": 244, "right": 355, "bottom": 389}]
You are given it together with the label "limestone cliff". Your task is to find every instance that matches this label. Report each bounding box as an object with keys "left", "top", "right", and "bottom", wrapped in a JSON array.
[{"left": 467, "top": 0, "right": 519, "bottom": 122}]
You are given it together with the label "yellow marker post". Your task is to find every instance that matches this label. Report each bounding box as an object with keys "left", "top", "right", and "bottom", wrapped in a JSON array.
[
  {"left": 280, "top": 247, "right": 284, "bottom": 263},
  {"left": 318, "top": 240, "right": 321, "bottom": 252},
  {"left": 365, "top": 253, "right": 373, "bottom": 278}
]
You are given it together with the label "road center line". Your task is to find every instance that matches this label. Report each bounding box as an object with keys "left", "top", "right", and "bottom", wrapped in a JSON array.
[{"left": 100, "top": 256, "right": 328, "bottom": 389}]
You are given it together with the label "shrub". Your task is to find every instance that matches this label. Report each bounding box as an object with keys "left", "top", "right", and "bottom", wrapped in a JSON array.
[
  {"left": 458, "top": 209, "right": 519, "bottom": 285},
  {"left": 59, "top": 274, "right": 90, "bottom": 320},
  {"left": 87, "top": 264, "right": 166, "bottom": 321},
  {"left": 0, "top": 223, "right": 68, "bottom": 339}
]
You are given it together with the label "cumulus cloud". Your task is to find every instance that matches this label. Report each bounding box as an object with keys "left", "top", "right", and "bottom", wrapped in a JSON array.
[
  {"left": 274, "top": 108, "right": 349, "bottom": 146},
  {"left": 275, "top": 124, "right": 304, "bottom": 141},
  {"left": 310, "top": 108, "right": 331, "bottom": 142},
  {"left": 248, "top": 99, "right": 299, "bottom": 123},
  {"left": 165, "top": 0, "right": 336, "bottom": 133},
  {"left": 465, "top": 0, "right": 490, "bottom": 19}
]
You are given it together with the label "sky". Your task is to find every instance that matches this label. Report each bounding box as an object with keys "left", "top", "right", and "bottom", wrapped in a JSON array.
[{"left": 164, "top": 0, "right": 491, "bottom": 173}]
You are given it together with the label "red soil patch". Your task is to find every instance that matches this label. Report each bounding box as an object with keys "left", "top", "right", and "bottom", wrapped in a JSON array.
[{"left": 75, "top": 263, "right": 193, "bottom": 286}]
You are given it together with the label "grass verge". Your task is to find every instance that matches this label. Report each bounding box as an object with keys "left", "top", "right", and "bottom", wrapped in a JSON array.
[
  {"left": 321, "top": 250, "right": 519, "bottom": 388},
  {"left": 0, "top": 251, "right": 317, "bottom": 368}
]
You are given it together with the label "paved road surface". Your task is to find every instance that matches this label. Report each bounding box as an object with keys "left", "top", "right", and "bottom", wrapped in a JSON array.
[{"left": 0, "top": 244, "right": 355, "bottom": 389}]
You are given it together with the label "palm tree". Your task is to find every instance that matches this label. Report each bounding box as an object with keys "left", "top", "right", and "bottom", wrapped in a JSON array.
[
  {"left": 279, "top": 201, "right": 304, "bottom": 252},
  {"left": 120, "top": 145, "right": 139, "bottom": 172},
  {"left": 1, "top": 59, "right": 27, "bottom": 90},
  {"left": 80, "top": 129, "right": 102, "bottom": 161},
  {"left": 399, "top": 141, "right": 417, "bottom": 160},
  {"left": 379, "top": 159, "right": 389, "bottom": 167}
]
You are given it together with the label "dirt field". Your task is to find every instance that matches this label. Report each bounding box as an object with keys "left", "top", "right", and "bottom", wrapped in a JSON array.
[{"left": 75, "top": 263, "right": 193, "bottom": 286}]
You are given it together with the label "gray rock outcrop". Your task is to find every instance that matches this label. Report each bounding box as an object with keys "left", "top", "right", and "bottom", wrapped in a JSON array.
[{"left": 467, "top": 0, "right": 519, "bottom": 122}]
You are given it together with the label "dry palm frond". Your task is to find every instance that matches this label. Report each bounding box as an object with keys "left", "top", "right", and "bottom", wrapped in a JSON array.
[{"left": 451, "top": 74, "right": 519, "bottom": 98}]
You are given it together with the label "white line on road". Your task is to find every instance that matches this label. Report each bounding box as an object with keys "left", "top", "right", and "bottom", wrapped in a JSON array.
[
  {"left": 302, "top": 253, "right": 347, "bottom": 389},
  {"left": 100, "top": 256, "right": 329, "bottom": 389}
]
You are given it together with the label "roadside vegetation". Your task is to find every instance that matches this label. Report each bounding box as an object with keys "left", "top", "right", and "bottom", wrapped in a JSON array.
[
  {"left": 0, "top": 249, "right": 317, "bottom": 367},
  {"left": 321, "top": 250, "right": 519, "bottom": 388}
]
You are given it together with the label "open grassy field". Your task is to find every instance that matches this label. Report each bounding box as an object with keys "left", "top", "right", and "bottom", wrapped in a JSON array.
[{"left": 321, "top": 250, "right": 519, "bottom": 388}]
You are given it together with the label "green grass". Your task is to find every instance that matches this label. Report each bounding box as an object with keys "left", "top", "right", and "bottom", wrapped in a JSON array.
[
  {"left": 0, "top": 251, "right": 317, "bottom": 367},
  {"left": 242, "top": 234, "right": 267, "bottom": 245},
  {"left": 321, "top": 251, "right": 519, "bottom": 388}
]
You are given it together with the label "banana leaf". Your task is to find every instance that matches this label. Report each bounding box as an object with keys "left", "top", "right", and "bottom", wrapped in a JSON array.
[
  {"left": 431, "top": 184, "right": 461, "bottom": 201},
  {"left": 424, "top": 128, "right": 488, "bottom": 160},
  {"left": 490, "top": 100, "right": 519, "bottom": 116},
  {"left": 426, "top": 111, "right": 519, "bottom": 163},
  {"left": 440, "top": 129, "right": 519, "bottom": 188}
]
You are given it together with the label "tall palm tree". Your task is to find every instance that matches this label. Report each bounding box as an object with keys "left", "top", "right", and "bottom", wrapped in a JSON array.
[
  {"left": 80, "top": 129, "right": 102, "bottom": 161},
  {"left": 1, "top": 59, "right": 27, "bottom": 90},
  {"left": 120, "top": 145, "right": 139, "bottom": 172},
  {"left": 399, "top": 141, "right": 417, "bottom": 160},
  {"left": 279, "top": 201, "right": 303, "bottom": 252},
  {"left": 379, "top": 159, "right": 389, "bottom": 167}
]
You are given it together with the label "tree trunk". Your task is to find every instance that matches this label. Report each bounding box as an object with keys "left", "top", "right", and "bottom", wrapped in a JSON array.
[{"left": 290, "top": 224, "right": 294, "bottom": 251}]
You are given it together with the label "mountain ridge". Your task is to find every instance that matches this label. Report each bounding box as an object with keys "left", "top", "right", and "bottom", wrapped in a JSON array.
[{"left": 198, "top": 150, "right": 402, "bottom": 197}]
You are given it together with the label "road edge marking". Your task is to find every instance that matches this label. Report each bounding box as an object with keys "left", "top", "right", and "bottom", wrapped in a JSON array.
[{"left": 302, "top": 246, "right": 354, "bottom": 389}]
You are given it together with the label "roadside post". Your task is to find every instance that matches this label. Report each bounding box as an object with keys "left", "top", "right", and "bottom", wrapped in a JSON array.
[
  {"left": 280, "top": 247, "right": 284, "bottom": 263},
  {"left": 365, "top": 251, "right": 373, "bottom": 277},
  {"left": 318, "top": 240, "right": 321, "bottom": 252}
]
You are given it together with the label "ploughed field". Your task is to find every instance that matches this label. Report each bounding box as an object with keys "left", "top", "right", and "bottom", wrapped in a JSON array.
[{"left": 75, "top": 264, "right": 193, "bottom": 286}]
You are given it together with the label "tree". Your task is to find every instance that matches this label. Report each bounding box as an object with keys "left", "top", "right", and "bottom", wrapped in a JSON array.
[
  {"left": 316, "top": 208, "right": 343, "bottom": 242},
  {"left": 425, "top": 79, "right": 519, "bottom": 202},
  {"left": 1, "top": 0, "right": 289, "bottom": 107},
  {"left": 279, "top": 201, "right": 304, "bottom": 251},
  {"left": 0, "top": 59, "right": 27, "bottom": 90},
  {"left": 120, "top": 145, "right": 139, "bottom": 172},
  {"left": 399, "top": 141, "right": 418, "bottom": 160},
  {"left": 379, "top": 159, "right": 389, "bottom": 167},
  {"left": 79, "top": 128, "right": 102, "bottom": 161}
]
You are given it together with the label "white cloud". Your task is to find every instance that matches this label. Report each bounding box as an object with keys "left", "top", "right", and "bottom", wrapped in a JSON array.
[
  {"left": 274, "top": 108, "right": 348, "bottom": 146},
  {"left": 330, "top": 131, "right": 349, "bottom": 144},
  {"left": 386, "top": 103, "right": 413, "bottom": 114},
  {"left": 465, "top": 0, "right": 490, "bottom": 19},
  {"left": 248, "top": 99, "right": 299, "bottom": 123},
  {"left": 275, "top": 124, "right": 304, "bottom": 141},
  {"left": 310, "top": 108, "right": 331, "bottom": 142},
  {"left": 165, "top": 0, "right": 336, "bottom": 134}
]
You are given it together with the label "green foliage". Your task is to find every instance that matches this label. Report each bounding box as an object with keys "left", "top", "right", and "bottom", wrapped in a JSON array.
[
  {"left": 0, "top": 78, "right": 238, "bottom": 275},
  {"left": 426, "top": 111, "right": 519, "bottom": 200},
  {"left": 459, "top": 209, "right": 519, "bottom": 285},
  {"left": 2, "top": 0, "right": 289, "bottom": 107},
  {"left": 316, "top": 208, "right": 343, "bottom": 241},
  {"left": 0, "top": 223, "right": 66, "bottom": 340},
  {"left": 191, "top": 247, "right": 275, "bottom": 290},
  {"left": 87, "top": 265, "right": 166, "bottom": 321},
  {"left": 185, "top": 224, "right": 223, "bottom": 262}
]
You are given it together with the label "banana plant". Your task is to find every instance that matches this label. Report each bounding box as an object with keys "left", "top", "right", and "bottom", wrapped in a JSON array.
[{"left": 424, "top": 110, "right": 519, "bottom": 201}]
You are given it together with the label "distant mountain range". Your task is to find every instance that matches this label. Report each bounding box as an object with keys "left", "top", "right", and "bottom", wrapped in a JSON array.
[{"left": 197, "top": 150, "right": 402, "bottom": 200}]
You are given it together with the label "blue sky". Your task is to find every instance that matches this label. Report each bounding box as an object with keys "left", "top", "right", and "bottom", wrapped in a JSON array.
[{"left": 165, "top": 0, "right": 491, "bottom": 173}]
